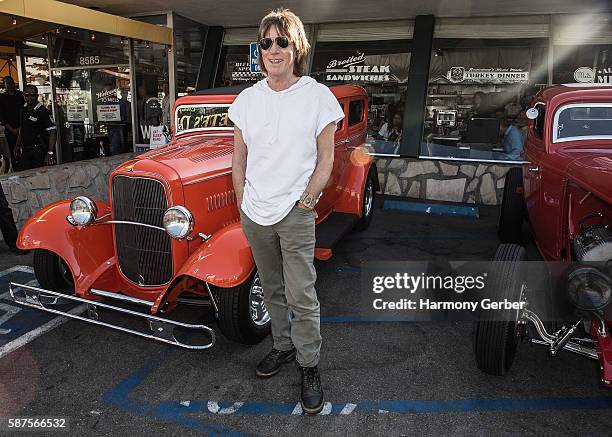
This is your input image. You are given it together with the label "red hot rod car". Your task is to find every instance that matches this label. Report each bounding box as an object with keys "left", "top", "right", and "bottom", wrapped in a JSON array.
[
  {"left": 475, "top": 85, "right": 612, "bottom": 386},
  {"left": 10, "top": 84, "right": 379, "bottom": 349}
]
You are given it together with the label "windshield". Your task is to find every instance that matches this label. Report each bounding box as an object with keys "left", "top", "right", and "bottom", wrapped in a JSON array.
[
  {"left": 175, "top": 104, "right": 234, "bottom": 136},
  {"left": 553, "top": 103, "right": 612, "bottom": 143}
]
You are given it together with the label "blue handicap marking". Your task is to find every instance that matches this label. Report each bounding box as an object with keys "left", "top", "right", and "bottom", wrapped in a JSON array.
[{"left": 0, "top": 267, "right": 77, "bottom": 348}]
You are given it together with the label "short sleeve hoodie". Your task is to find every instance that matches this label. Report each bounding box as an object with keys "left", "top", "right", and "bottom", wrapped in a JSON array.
[{"left": 228, "top": 76, "right": 344, "bottom": 225}]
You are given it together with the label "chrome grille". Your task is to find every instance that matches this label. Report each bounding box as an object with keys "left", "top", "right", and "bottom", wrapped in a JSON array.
[{"left": 112, "top": 176, "right": 172, "bottom": 286}]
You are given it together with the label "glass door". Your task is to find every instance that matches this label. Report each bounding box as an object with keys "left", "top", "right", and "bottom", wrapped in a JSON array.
[{"left": 52, "top": 65, "right": 132, "bottom": 162}]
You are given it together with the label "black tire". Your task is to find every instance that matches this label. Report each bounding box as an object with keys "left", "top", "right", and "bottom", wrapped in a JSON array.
[
  {"left": 354, "top": 166, "right": 376, "bottom": 231},
  {"left": 33, "top": 249, "right": 74, "bottom": 293},
  {"left": 498, "top": 167, "right": 524, "bottom": 244},
  {"left": 214, "top": 270, "right": 270, "bottom": 344},
  {"left": 474, "top": 244, "right": 526, "bottom": 376}
]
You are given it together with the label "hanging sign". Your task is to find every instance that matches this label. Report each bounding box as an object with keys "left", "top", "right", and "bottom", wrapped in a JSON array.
[
  {"left": 67, "top": 104, "right": 87, "bottom": 122},
  {"left": 447, "top": 67, "right": 530, "bottom": 84},
  {"left": 249, "top": 42, "right": 261, "bottom": 73},
  {"left": 96, "top": 105, "right": 121, "bottom": 122}
]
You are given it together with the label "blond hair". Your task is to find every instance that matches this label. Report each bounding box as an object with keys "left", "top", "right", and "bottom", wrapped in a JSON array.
[{"left": 257, "top": 8, "right": 310, "bottom": 76}]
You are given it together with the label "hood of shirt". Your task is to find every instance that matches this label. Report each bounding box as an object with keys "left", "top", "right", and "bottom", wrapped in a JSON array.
[{"left": 252, "top": 76, "right": 316, "bottom": 143}]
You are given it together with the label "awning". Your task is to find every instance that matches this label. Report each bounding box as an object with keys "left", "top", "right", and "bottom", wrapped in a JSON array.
[{"left": 0, "top": 0, "right": 173, "bottom": 45}]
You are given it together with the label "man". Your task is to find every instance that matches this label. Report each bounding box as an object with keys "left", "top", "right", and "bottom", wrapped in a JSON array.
[
  {"left": 500, "top": 117, "right": 524, "bottom": 160},
  {"left": 15, "top": 84, "right": 57, "bottom": 171},
  {"left": 161, "top": 83, "right": 171, "bottom": 133},
  {"left": 0, "top": 184, "right": 27, "bottom": 255},
  {"left": 0, "top": 76, "right": 24, "bottom": 172},
  {"left": 229, "top": 8, "right": 343, "bottom": 415}
]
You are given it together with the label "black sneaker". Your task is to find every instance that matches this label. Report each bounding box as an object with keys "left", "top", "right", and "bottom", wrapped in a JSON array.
[
  {"left": 255, "top": 348, "right": 296, "bottom": 378},
  {"left": 299, "top": 365, "right": 324, "bottom": 414}
]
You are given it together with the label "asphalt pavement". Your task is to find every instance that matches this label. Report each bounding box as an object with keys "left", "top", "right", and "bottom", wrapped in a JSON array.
[{"left": 1, "top": 198, "right": 611, "bottom": 436}]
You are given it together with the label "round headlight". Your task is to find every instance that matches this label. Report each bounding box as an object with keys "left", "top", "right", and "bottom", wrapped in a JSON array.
[
  {"left": 70, "top": 196, "right": 97, "bottom": 226},
  {"left": 566, "top": 266, "right": 611, "bottom": 311},
  {"left": 163, "top": 206, "right": 194, "bottom": 239}
]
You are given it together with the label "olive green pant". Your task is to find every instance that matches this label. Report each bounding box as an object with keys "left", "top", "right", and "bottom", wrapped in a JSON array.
[{"left": 240, "top": 206, "right": 321, "bottom": 367}]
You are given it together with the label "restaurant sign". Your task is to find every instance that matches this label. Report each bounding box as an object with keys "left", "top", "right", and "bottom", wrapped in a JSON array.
[
  {"left": 447, "top": 67, "right": 529, "bottom": 84},
  {"left": 325, "top": 52, "right": 392, "bottom": 82}
]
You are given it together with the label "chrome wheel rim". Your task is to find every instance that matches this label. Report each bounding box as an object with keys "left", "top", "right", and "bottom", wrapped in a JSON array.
[
  {"left": 249, "top": 273, "right": 270, "bottom": 326},
  {"left": 364, "top": 178, "right": 374, "bottom": 218}
]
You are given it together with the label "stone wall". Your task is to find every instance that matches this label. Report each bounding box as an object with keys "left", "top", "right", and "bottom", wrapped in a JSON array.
[
  {"left": 0, "top": 153, "right": 135, "bottom": 241},
  {"left": 374, "top": 157, "right": 518, "bottom": 205},
  {"left": 0, "top": 154, "right": 516, "bottom": 244}
]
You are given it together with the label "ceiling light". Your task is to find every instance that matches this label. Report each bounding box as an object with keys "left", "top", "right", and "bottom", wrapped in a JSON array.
[
  {"left": 12, "top": 16, "right": 17, "bottom": 25},
  {"left": 90, "top": 32, "right": 96, "bottom": 41}
]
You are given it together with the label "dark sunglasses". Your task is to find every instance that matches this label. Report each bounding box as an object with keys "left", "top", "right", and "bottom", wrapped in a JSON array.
[
  {"left": 258, "top": 36, "right": 289, "bottom": 51},
  {"left": 23, "top": 93, "right": 37, "bottom": 97}
]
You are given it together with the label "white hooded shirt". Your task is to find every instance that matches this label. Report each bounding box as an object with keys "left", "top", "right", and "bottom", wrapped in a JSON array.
[{"left": 228, "top": 76, "right": 345, "bottom": 225}]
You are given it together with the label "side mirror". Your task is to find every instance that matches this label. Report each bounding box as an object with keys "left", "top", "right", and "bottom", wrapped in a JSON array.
[{"left": 526, "top": 107, "right": 539, "bottom": 120}]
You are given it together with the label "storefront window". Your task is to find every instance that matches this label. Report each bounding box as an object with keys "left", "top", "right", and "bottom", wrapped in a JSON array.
[
  {"left": 553, "top": 44, "right": 612, "bottom": 84},
  {"left": 173, "top": 15, "right": 206, "bottom": 96},
  {"left": 133, "top": 41, "right": 169, "bottom": 150},
  {"left": 311, "top": 40, "right": 411, "bottom": 156},
  {"left": 421, "top": 39, "right": 548, "bottom": 162},
  {"left": 50, "top": 31, "right": 132, "bottom": 162},
  {"left": 24, "top": 40, "right": 51, "bottom": 108},
  {"left": 215, "top": 44, "right": 262, "bottom": 87}
]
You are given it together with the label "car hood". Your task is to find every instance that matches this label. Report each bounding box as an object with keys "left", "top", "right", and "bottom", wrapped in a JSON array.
[
  {"left": 561, "top": 148, "right": 612, "bottom": 205},
  {"left": 136, "top": 135, "right": 234, "bottom": 185}
]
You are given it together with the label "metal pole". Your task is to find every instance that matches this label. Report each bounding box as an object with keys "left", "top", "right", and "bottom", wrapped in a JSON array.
[
  {"left": 128, "top": 38, "right": 138, "bottom": 153},
  {"left": 548, "top": 15, "right": 554, "bottom": 85},
  {"left": 46, "top": 35, "right": 61, "bottom": 162},
  {"left": 305, "top": 24, "right": 318, "bottom": 75},
  {"left": 167, "top": 12, "right": 176, "bottom": 117},
  {"left": 15, "top": 43, "right": 27, "bottom": 91}
]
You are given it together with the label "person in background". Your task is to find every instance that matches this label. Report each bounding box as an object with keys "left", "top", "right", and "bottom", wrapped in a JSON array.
[
  {"left": 119, "top": 87, "right": 131, "bottom": 150},
  {"left": 500, "top": 117, "right": 524, "bottom": 160},
  {"left": 471, "top": 91, "right": 490, "bottom": 117},
  {"left": 376, "top": 112, "right": 403, "bottom": 143},
  {"left": 15, "top": 84, "right": 57, "bottom": 170},
  {"left": 0, "top": 184, "right": 28, "bottom": 255},
  {"left": 0, "top": 76, "right": 24, "bottom": 172},
  {"left": 161, "top": 83, "right": 171, "bottom": 133}
]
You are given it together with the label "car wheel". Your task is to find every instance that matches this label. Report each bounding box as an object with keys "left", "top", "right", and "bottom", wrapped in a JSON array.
[
  {"left": 354, "top": 166, "right": 376, "bottom": 231},
  {"left": 214, "top": 270, "right": 271, "bottom": 344},
  {"left": 33, "top": 249, "right": 74, "bottom": 293},
  {"left": 498, "top": 167, "right": 524, "bottom": 244},
  {"left": 474, "top": 244, "right": 526, "bottom": 376}
]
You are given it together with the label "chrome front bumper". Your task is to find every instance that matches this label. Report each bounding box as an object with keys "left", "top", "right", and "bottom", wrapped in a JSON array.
[{"left": 9, "top": 281, "right": 215, "bottom": 350}]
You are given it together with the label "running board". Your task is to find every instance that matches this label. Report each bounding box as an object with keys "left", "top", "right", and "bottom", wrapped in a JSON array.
[{"left": 9, "top": 282, "right": 215, "bottom": 350}]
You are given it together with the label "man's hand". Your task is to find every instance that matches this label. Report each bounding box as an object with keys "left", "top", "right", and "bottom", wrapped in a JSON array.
[
  {"left": 44, "top": 152, "right": 55, "bottom": 166},
  {"left": 14, "top": 146, "right": 21, "bottom": 161},
  {"left": 296, "top": 201, "right": 318, "bottom": 218}
]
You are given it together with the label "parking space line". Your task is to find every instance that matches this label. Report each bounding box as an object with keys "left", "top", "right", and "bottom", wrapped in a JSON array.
[
  {"left": 0, "top": 265, "right": 34, "bottom": 278},
  {"left": 0, "top": 303, "right": 86, "bottom": 359},
  {"left": 104, "top": 361, "right": 612, "bottom": 432}
]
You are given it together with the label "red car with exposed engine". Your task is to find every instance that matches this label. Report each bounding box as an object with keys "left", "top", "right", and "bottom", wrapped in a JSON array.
[
  {"left": 475, "top": 85, "right": 612, "bottom": 386},
  {"left": 10, "top": 84, "right": 378, "bottom": 350}
]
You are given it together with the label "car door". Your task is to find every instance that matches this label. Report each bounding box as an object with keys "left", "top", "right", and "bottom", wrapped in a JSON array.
[
  {"left": 315, "top": 97, "right": 347, "bottom": 216},
  {"left": 523, "top": 103, "right": 559, "bottom": 258}
]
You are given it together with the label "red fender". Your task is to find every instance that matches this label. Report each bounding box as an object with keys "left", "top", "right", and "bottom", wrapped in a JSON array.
[
  {"left": 173, "top": 222, "right": 255, "bottom": 289},
  {"left": 17, "top": 199, "right": 116, "bottom": 294},
  {"left": 334, "top": 147, "right": 379, "bottom": 216}
]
